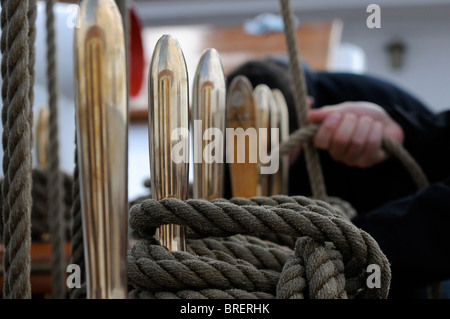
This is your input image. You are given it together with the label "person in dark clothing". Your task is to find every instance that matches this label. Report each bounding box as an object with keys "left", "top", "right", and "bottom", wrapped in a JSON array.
[{"left": 225, "top": 57, "right": 450, "bottom": 298}]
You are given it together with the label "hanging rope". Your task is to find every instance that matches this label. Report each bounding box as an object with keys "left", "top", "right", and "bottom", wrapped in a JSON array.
[
  {"left": 1, "top": 0, "right": 12, "bottom": 297},
  {"left": 1, "top": 0, "right": 33, "bottom": 299},
  {"left": 45, "top": 0, "right": 67, "bottom": 299},
  {"left": 69, "top": 135, "right": 86, "bottom": 299},
  {"left": 279, "top": 0, "right": 327, "bottom": 200},
  {"left": 0, "top": 169, "right": 72, "bottom": 242}
]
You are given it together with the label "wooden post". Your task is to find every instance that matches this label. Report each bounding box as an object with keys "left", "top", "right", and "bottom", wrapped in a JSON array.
[{"left": 226, "top": 76, "right": 259, "bottom": 198}]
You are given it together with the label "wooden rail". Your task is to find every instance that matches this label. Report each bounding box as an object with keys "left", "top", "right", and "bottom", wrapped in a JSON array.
[{"left": 0, "top": 243, "right": 72, "bottom": 297}]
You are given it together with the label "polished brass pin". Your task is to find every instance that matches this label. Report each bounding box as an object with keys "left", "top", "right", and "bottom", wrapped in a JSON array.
[{"left": 74, "top": 0, "right": 129, "bottom": 299}]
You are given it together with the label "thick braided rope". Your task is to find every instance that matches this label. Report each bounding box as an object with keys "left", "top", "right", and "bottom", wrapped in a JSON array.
[
  {"left": 128, "top": 238, "right": 280, "bottom": 297},
  {"left": 69, "top": 136, "right": 86, "bottom": 299},
  {"left": 129, "top": 196, "right": 391, "bottom": 298},
  {"left": 0, "top": 0, "right": 14, "bottom": 297},
  {"left": 45, "top": 0, "right": 67, "bottom": 299},
  {"left": 279, "top": 0, "right": 327, "bottom": 200},
  {"left": 1, "top": 0, "right": 11, "bottom": 296},
  {"left": 187, "top": 235, "right": 292, "bottom": 273},
  {"left": 277, "top": 238, "right": 347, "bottom": 299},
  {"left": 276, "top": 124, "right": 429, "bottom": 190},
  {"left": 0, "top": 169, "right": 72, "bottom": 241},
  {"left": 129, "top": 288, "right": 274, "bottom": 299},
  {"left": 3, "top": 0, "right": 33, "bottom": 299}
]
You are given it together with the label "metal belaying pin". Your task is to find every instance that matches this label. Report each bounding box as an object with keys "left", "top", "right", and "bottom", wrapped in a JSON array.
[
  {"left": 192, "top": 48, "right": 226, "bottom": 200},
  {"left": 226, "top": 76, "right": 259, "bottom": 198},
  {"left": 253, "top": 84, "right": 271, "bottom": 197},
  {"left": 148, "top": 34, "right": 189, "bottom": 252},
  {"left": 74, "top": 0, "right": 129, "bottom": 299},
  {"left": 272, "top": 89, "right": 290, "bottom": 195}
]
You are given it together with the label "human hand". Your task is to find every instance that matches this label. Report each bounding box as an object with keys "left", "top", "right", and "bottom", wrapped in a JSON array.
[{"left": 307, "top": 101, "right": 404, "bottom": 168}]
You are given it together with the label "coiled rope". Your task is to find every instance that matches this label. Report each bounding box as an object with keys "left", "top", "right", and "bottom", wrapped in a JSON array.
[{"left": 127, "top": 196, "right": 390, "bottom": 299}]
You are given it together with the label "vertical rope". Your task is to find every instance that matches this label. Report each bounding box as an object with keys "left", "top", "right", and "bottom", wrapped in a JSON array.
[
  {"left": 3, "top": 0, "right": 33, "bottom": 298},
  {"left": 279, "top": 0, "right": 327, "bottom": 200},
  {"left": 69, "top": 135, "right": 85, "bottom": 298},
  {"left": 46, "top": 0, "right": 67, "bottom": 299},
  {"left": 1, "top": 0, "right": 12, "bottom": 297}
]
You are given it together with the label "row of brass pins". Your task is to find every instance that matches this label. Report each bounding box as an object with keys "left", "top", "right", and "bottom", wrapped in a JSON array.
[{"left": 72, "top": 0, "right": 289, "bottom": 299}]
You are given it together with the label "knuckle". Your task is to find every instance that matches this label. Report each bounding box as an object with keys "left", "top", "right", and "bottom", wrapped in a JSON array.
[{"left": 333, "top": 134, "right": 348, "bottom": 149}]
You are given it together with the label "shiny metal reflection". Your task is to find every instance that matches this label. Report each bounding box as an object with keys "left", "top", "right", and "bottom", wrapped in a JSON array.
[
  {"left": 272, "top": 89, "right": 290, "bottom": 195},
  {"left": 226, "top": 76, "right": 258, "bottom": 198},
  {"left": 36, "top": 105, "right": 50, "bottom": 168},
  {"left": 253, "top": 84, "right": 271, "bottom": 196},
  {"left": 74, "top": 0, "right": 129, "bottom": 299},
  {"left": 192, "top": 49, "right": 226, "bottom": 200},
  {"left": 148, "top": 34, "right": 189, "bottom": 252},
  {"left": 267, "top": 88, "right": 282, "bottom": 195}
]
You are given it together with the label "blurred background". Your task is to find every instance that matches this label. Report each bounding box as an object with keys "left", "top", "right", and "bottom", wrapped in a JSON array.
[{"left": 133, "top": 0, "right": 450, "bottom": 112}]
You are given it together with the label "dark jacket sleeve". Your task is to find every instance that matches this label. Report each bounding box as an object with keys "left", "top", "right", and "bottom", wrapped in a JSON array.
[
  {"left": 310, "top": 71, "right": 450, "bottom": 186},
  {"left": 352, "top": 176, "right": 450, "bottom": 297}
]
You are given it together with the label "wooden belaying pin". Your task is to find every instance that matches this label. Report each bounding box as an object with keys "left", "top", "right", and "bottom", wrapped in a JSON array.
[
  {"left": 267, "top": 88, "right": 282, "bottom": 195},
  {"left": 74, "top": 0, "right": 129, "bottom": 299},
  {"left": 148, "top": 34, "right": 189, "bottom": 252},
  {"left": 192, "top": 48, "right": 226, "bottom": 200},
  {"left": 226, "top": 76, "right": 259, "bottom": 198},
  {"left": 253, "top": 84, "right": 271, "bottom": 196},
  {"left": 35, "top": 105, "right": 50, "bottom": 168},
  {"left": 272, "top": 89, "right": 290, "bottom": 195}
]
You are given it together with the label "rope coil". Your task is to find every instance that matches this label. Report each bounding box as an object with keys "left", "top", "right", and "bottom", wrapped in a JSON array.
[{"left": 127, "top": 196, "right": 391, "bottom": 299}]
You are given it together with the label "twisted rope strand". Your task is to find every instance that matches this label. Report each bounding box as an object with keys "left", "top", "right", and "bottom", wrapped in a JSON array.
[
  {"left": 1, "top": 0, "right": 11, "bottom": 296},
  {"left": 69, "top": 136, "right": 85, "bottom": 298},
  {"left": 4, "top": 0, "right": 32, "bottom": 299},
  {"left": 45, "top": 0, "right": 67, "bottom": 299},
  {"left": 279, "top": 0, "right": 327, "bottom": 200}
]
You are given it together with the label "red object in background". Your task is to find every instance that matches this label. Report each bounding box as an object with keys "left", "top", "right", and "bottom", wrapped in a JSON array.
[{"left": 129, "top": 7, "right": 145, "bottom": 98}]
